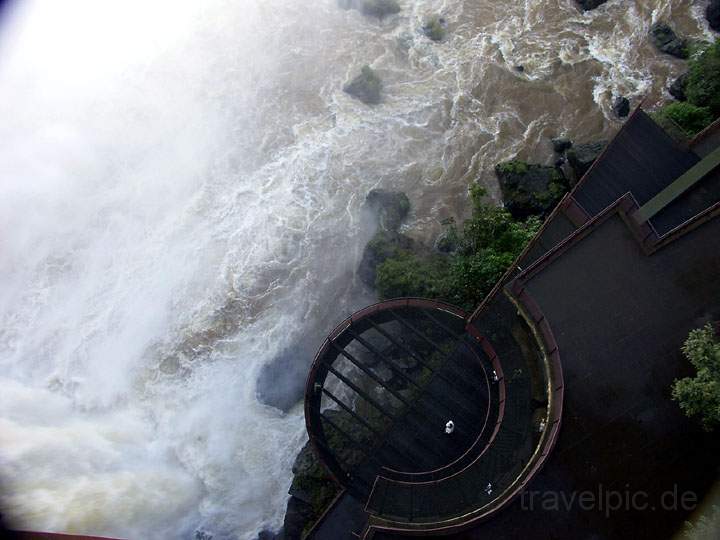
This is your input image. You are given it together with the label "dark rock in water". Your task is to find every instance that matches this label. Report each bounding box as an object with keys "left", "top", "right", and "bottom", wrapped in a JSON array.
[
  {"left": 343, "top": 65, "right": 382, "bottom": 105},
  {"left": 495, "top": 160, "right": 570, "bottom": 220},
  {"left": 358, "top": 230, "right": 414, "bottom": 287},
  {"left": 669, "top": 72, "right": 689, "bottom": 101},
  {"left": 422, "top": 15, "right": 447, "bottom": 42},
  {"left": 364, "top": 189, "right": 410, "bottom": 232},
  {"left": 338, "top": 0, "right": 401, "bottom": 18},
  {"left": 576, "top": 0, "right": 608, "bottom": 11},
  {"left": 256, "top": 339, "right": 318, "bottom": 412},
  {"left": 514, "top": 65, "right": 525, "bottom": 72},
  {"left": 708, "top": 0, "right": 720, "bottom": 32},
  {"left": 613, "top": 96, "right": 630, "bottom": 118},
  {"left": 649, "top": 22, "right": 689, "bottom": 59},
  {"left": 358, "top": 188, "right": 413, "bottom": 287},
  {"left": 567, "top": 140, "right": 608, "bottom": 180},
  {"left": 361, "top": 0, "right": 401, "bottom": 18},
  {"left": 551, "top": 137, "right": 573, "bottom": 154}
]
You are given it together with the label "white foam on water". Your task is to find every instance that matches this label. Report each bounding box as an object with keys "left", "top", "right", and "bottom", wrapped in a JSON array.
[
  {"left": 0, "top": 1, "right": 353, "bottom": 538},
  {"left": 0, "top": 1, "right": 467, "bottom": 537},
  {"left": 0, "top": 378, "right": 203, "bottom": 537},
  {"left": 0, "top": 0, "right": 715, "bottom": 538}
]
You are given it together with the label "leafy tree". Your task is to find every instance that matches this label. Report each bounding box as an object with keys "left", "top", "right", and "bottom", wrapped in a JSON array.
[
  {"left": 672, "top": 323, "right": 720, "bottom": 431},
  {"left": 686, "top": 39, "right": 720, "bottom": 118},
  {"left": 376, "top": 185, "right": 540, "bottom": 311},
  {"left": 654, "top": 102, "right": 714, "bottom": 136},
  {"left": 682, "top": 504, "right": 720, "bottom": 540}
]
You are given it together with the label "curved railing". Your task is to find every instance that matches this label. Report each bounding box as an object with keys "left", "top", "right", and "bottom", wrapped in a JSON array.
[
  {"left": 362, "top": 286, "right": 564, "bottom": 538},
  {"left": 304, "top": 298, "right": 496, "bottom": 496}
]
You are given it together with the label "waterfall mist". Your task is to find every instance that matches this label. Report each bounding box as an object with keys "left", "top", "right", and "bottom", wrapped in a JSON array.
[{"left": 0, "top": 0, "right": 712, "bottom": 538}]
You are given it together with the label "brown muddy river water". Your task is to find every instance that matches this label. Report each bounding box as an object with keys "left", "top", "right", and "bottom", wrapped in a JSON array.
[{"left": 0, "top": 0, "right": 715, "bottom": 538}]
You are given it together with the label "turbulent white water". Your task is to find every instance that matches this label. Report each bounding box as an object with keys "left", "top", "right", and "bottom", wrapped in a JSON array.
[{"left": 0, "top": 0, "right": 714, "bottom": 538}]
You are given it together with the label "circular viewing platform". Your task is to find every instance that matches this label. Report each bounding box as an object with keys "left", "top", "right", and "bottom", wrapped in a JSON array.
[{"left": 304, "top": 296, "right": 563, "bottom": 536}]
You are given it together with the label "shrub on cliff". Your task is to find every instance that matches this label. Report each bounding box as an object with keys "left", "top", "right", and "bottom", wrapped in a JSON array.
[
  {"left": 495, "top": 160, "right": 569, "bottom": 220},
  {"left": 495, "top": 160, "right": 529, "bottom": 176},
  {"left": 376, "top": 185, "right": 540, "bottom": 310},
  {"left": 654, "top": 102, "right": 714, "bottom": 136},
  {"left": 376, "top": 252, "right": 450, "bottom": 300},
  {"left": 672, "top": 324, "right": 720, "bottom": 432},
  {"left": 359, "top": 230, "right": 415, "bottom": 287},
  {"left": 686, "top": 39, "right": 720, "bottom": 118}
]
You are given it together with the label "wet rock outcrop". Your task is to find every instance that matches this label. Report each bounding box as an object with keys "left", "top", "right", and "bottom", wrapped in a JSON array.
[
  {"left": 613, "top": 96, "right": 630, "bottom": 118},
  {"left": 279, "top": 408, "right": 374, "bottom": 540},
  {"left": 358, "top": 189, "right": 413, "bottom": 287},
  {"left": 650, "top": 22, "right": 689, "bottom": 59},
  {"left": 434, "top": 220, "right": 460, "bottom": 254},
  {"left": 576, "top": 0, "right": 608, "bottom": 10},
  {"left": 422, "top": 15, "right": 447, "bottom": 42},
  {"left": 669, "top": 72, "right": 689, "bottom": 101},
  {"left": 708, "top": 0, "right": 720, "bottom": 32},
  {"left": 338, "top": 0, "right": 401, "bottom": 19},
  {"left": 495, "top": 160, "right": 569, "bottom": 220},
  {"left": 567, "top": 140, "right": 608, "bottom": 180},
  {"left": 358, "top": 229, "right": 415, "bottom": 287},
  {"left": 256, "top": 341, "right": 318, "bottom": 412},
  {"left": 364, "top": 189, "right": 410, "bottom": 232},
  {"left": 343, "top": 65, "right": 382, "bottom": 105},
  {"left": 551, "top": 137, "right": 573, "bottom": 154},
  {"left": 280, "top": 439, "right": 340, "bottom": 540}
]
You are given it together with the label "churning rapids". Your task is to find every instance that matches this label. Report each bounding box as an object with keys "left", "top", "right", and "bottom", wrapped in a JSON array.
[{"left": 0, "top": 0, "right": 714, "bottom": 538}]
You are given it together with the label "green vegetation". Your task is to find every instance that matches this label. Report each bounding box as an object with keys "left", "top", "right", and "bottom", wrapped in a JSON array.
[
  {"left": 376, "top": 185, "right": 540, "bottom": 311},
  {"left": 686, "top": 39, "right": 720, "bottom": 117},
  {"left": 376, "top": 252, "right": 451, "bottom": 300},
  {"left": 656, "top": 39, "right": 720, "bottom": 140},
  {"left": 287, "top": 440, "right": 341, "bottom": 537},
  {"left": 495, "top": 159, "right": 570, "bottom": 219},
  {"left": 537, "top": 172, "right": 568, "bottom": 204},
  {"left": 653, "top": 102, "right": 714, "bottom": 137},
  {"left": 682, "top": 504, "right": 720, "bottom": 540},
  {"left": 496, "top": 159, "right": 529, "bottom": 176},
  {"left": 672, "top": 323, "right": 720, "bottom": 432}
]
